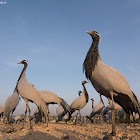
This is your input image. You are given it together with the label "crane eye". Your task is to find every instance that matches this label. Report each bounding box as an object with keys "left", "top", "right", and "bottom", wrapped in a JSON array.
[{"left": 95, "top": 31, "right": 99, "bottom": 36}]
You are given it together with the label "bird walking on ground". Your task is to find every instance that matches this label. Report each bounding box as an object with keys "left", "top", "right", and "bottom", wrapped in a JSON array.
[
  {"left": 70, "top": 81, "right": 89, "bottom": 117},
  {"left": 83, "top": 30, "right": 140, "bottom": 135},
  {"left": 56, "top": 91, "right": 83, "bottom": 124},
  {"left": 3, "top": 88, "right": 20, "bottom": 124},
  {"left": 58, "top": 81, "right": 89, "bottom": 124},
  {"left": 17, "top": 60, "right": 49, "bottom": 129},
  {"left": 86, "top": 95, "right": 105, "bottom": 122}
]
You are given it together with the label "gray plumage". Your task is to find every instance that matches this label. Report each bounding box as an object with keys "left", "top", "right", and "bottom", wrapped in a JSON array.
[
  {"left": 103, "top": 105, "right": 111, "bottom": 116},
  {"left": 57, "top": 81, "right": 89, "bottom": 122},
  {"left": 103, "top": 102, "right": 122, "bottom": 123},
  {"left": 118, "top": 109, "right": 139, "bottom": 122},
  {"left": 83, "top": 30, "right": 140, "bottom": 135},
  {"left": 0, "top": 105, "right": 4, "bottom": 120},
  {"left": 39, "top": 91, "right": 71, "bottom": 113},
  {"left": 17, "top": 60, "right": 49, "bottom": 129},
  {"left": 105, "top": 110, "right": 112, "bottom": 123},
  {"left": 70, "top": 81, "right": 89, "bottom": 113},
  {"left": 56, "top": 106, "right": 69, "bottom": 122},
  {"left": 87, "top": 95, "right": 105, "bottom": 120},
  {"left": 103, "top": 102, "right": 122, "bottom": 115},
  {"left": 0, "top": 104, "right": 4, "bottom": 114},
  {"left": 13, "top": 116, "right": 24, "bottom": 123},
  {"left": 3, "top": 88, "right": 20, "bottom": 123}
]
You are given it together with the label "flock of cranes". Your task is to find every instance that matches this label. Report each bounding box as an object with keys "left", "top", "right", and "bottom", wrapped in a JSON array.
[{"left": 0, "top": 30, "right": 139, "bottom": 136}]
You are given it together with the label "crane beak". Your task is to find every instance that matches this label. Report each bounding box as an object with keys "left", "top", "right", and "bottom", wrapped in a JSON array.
[
  {"left": 86, "top": 31, "right": 91, "bottom": 35},
  {"left": 17, "top": 62, "right": 21, "bottom": 64}
]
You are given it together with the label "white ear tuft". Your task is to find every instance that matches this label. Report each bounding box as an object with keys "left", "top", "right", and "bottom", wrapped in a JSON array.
[{"left": 24, "top": 60, "right": 29, "bottom": 65}]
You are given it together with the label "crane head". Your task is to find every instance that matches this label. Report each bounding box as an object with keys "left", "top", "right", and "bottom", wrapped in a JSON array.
[
  {"left": 82, "top": 80, "right": 89, "bottom": 85},
  {"left": 86, "top": 30, "right": 101, "bottom": 42},
  {"left": 91, "top": 98, "right": 94, "bottom": 101},
  {"left": 17, "top": 60, "right": 29, "bottom": 66},
  {"left": 78, "top": 90, "right": 82, "bottom": 96}
]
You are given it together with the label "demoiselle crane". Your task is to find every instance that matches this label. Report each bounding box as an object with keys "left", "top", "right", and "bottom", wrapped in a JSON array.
[
  {"left": 17, "top": 60, "right": 49, "bottom": 129},
  {"left": 3, "top": 88, "right": 20, "bottom": 124},
  {"left": 57, "top": 81, "right": 89, "bottom": 124},
  {"left": 83, "top": 30, "right": 140, "bottom": 135},
  {"left": 86, "top": 95, "right": 105, "bottom": 122}
]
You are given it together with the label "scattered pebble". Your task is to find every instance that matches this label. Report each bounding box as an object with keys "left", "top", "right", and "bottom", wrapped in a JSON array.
[
  {"left": 61, "top": 134, "right": 69, "bottom": 139},
  {"left": 122, "top": 134, "right": 128, "bottom": 139},
  {"left": 103, "top": 134, "right": 113, "bottom": 140},
  {"left": 0, "top": 122, "right": 139, "bottom": 140}
]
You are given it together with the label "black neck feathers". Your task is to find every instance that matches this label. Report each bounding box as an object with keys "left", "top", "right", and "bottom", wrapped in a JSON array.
[
  {"left": 83, "top": 41, "right": 101, "bottom": 80},
  {"left": 82, "top": 84, "right": 89, "bottom": 103}
]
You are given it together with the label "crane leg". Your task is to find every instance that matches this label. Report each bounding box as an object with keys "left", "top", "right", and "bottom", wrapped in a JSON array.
[
  {"left": 116, "top": 111, "right": 119, "bottom": 124},
  {"left": 47, "top": 105, "right": 50, "bottom": 124},
  {"left": 26, "top": 103, "right": 32, "bottom": 129},
  {"left": 79, "top": 111, "right": 82, "bottom": 125},
  {"left": 126, "top": 112, "right": 130, "bottom": 125},
  {"left": 10, "top": 111, "right": 14, "bottom": 124},
  {"left": 108, "top": 92, "right": 116, "bottom": 136},
  {"left": 22, "top": 105, "right": 27, "bottom": 129},
  {"left": 79, "top": 111, "right": 81, "bottom": 121},
  {"left": 6, "top": 114, "right": 9, "bottom": 125},
  {"left": 38, "top": 108, "right": 42, "bottom": 123},
  {"left": 132, "top": 112, "right": 136, "bottom": 126}
]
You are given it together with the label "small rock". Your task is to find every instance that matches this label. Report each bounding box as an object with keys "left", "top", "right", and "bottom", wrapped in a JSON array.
[
  {"left": 10, "top": 133, "right": 17, "bottom": 139},
  {"left": 61, "top": 134, "right": 69, "bottom": 139},
  {"left": 85, "top": 136, "right": 92, "bottom": 140},
  {"left": 79, "top": 135, "right": 83, "bottom": 138},
  {"left": 103, "top": 134, "right": 113, "bottom": 140},
  {"left": 122, "top": 134, "right": 128, "bottom": 139}
]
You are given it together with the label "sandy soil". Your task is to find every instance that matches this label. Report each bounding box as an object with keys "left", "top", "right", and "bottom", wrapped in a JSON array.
[{"left": 0, "top": 122, "right": 139, "bottom": 140}]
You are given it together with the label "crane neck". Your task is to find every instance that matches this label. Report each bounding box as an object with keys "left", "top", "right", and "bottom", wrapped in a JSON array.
[
  {"left": 92, "top": 100, "right": 95, "bottom": 108},
  {"left": 16, "top": 64, "right": 27, "bottom": 86},
  {"left": 83, "top": 41, "right": 101, "bottom": 80},
  {"left": 13, "top": 87, "right": 19, "bottom": 95},
  {"left": 90, "top": 41, "right": 101, "bottom": 65},
  {"left": 100, "top": 96, "right": 105, "bottom": 106},
  {"left": 82, "top": 84, "right": 89, "bottom": 103}
]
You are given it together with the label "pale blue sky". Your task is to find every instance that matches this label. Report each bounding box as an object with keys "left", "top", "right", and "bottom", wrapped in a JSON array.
[{"left": 0, "top": 0, "right": 140, "bottom": 115}]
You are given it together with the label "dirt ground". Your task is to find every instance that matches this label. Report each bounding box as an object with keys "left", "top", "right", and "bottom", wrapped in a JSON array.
[{"left": 0, "top": 121, "right": 139, "bottom": 140}]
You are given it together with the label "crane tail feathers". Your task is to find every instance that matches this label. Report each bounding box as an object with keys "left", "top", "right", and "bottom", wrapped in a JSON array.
[
  {"left": 131, "top": 91, "right": 140, "bottom": 115},
  {"left": 56, "top": 98, "right": 73, "bottom": 122},
  {"left": 39, "top": 98, "right": 49, "bottom": 120},
  {"left": 59, "top": 98, "right": 71, "bottom": 114}
]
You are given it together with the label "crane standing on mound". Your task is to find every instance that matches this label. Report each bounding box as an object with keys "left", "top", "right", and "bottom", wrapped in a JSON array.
[{"left": 83, "top": 30, "right": 140, "bottom": 135}]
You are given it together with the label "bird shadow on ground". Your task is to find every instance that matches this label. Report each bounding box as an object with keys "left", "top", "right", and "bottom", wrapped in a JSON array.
[
  {"left": 9, "top": 130, "right": 59, "bottom": 140},
  {"left": 54, "top": 127, "right": 102, "bottom": 140}
]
